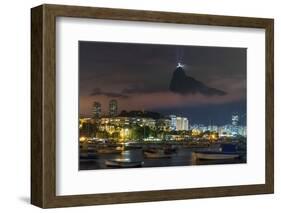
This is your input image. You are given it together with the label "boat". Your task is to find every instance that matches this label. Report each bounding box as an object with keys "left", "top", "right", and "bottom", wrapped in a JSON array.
[
  {"left": 192, "top": 151, "right": 240, "bottom": 160},
  {"left": 192, "top": 143, "right": 240, "bottom": 160},
  {"left": 105, "top": 159, "right": 143, "bottom": 168}
]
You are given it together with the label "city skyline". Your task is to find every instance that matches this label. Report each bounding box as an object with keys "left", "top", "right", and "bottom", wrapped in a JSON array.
[
  {"left": 87, "top": 98, "right": 245, "bottom": 127},
  {"left": 80, "top": 99, "right": 246, "bottom": 150},
  {"left": 79, "top": 41, "right": 246, "bottom": 125},
  {"left": 80, "top": 99, "right": 246, "bottom": 140}
]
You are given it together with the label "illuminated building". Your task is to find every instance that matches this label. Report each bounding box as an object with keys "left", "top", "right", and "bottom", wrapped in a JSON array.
[
  {"left": 182, "top": 117, "right": 189, "bottom": 130},
  {"left": 140, "top": 118, "right": 156, "bottom": 129},
  {"left": 169, "top": 115, "right": 177, "bottom": 130},
  {"left": 92, "top": 101, "right": 101, "bottom": 118},
  {"left": 109, "top": 99, "right": 118, "bottom": 117},
  {"left": 175, "top": 116, "right": 189, "bottom": 131},
  {"left": 231, "top": 113, "right": 239, "bottom": 135},
  {"left": 100, "top": 116, "right": 156, "bottom": 129},
  {"left": 232, "top": 113, "right": 239, "bottom": 126},
  {"left": 218, "top": 125, "right": 232, "bottom": 137},
  {"left": 238, "top": 126, "right": 247, "bottom": 137}
]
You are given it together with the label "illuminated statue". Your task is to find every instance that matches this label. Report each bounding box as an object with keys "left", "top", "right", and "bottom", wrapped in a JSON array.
[{"left": 177, "top": 62, "right": 184, "bottom": 68}]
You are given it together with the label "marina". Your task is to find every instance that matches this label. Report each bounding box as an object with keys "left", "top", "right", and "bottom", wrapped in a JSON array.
[{"left": 79, "top": 141, "right": 246, "bottom": 170}]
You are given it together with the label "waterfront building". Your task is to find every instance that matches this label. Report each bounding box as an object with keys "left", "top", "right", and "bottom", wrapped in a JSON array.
[
  {"left": 183, "top": 117, "right": 189, "bottom": 130},
  {"left": 231, "top": 113, "right": 239, "bottom": 135},
  {"left": 79, "top": 117, "right": 92, "bottom": 129},
  {"left": 109, "top": 99, "right": 118, "bottom": 117},
  {"left": 169, "top": 115, "right": 177, "bottom": 130},
  {"left": 175, "top": 116, "right": 189, "bottom": 131},
  {"left": 92, "top": 101, "right": 101, "bottom": 118},
  {"left": 237, "top": 125, "right": 247, "bottom": 137},
  {"left": 176, "top": 117, "right": 181, "bottom": 130},
  {"left": 218, "top": 124, "right": 233, "bottom": 137},
  {"left": 100, "top": 116, "right": 156, "bottom": 129},
  {"left": 232, "top": 113, "right": 239, "bottom": 126},
  {"left": 141, "top": 118, "right": 156, "bottom": 129},
  {"left": 100, "top": 117, "right": 124, "bottom": 126}
]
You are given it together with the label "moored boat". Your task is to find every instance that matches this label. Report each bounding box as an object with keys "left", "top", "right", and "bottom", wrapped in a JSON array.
[
  {"left": 105, "top": 159, "right": 143, "bottom": 168},
  {"left": 192, "top": 151, "right": 240, "bottom": 160},
  {"left": 192, "top": 143, "right": 241, "bottom": 160}
]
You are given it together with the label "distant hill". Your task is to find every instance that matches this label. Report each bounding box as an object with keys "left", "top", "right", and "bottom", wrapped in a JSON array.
[
  {"left": 119, "top": 110, "right": 164, "bottom": 119},
  {"left": 169, "top": 66, "right": 226, "bottom": 96}
]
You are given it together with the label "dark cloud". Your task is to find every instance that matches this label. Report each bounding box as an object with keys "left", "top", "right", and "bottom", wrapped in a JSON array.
[
  {"left": 122, "top": 86, "right": 167, "bottom": 94},
  {"left": 90, "top": 88, "right": 129, "bottom": 99},
  {"left": 169, "top": 67, "right": 227, "bottom": 96}
]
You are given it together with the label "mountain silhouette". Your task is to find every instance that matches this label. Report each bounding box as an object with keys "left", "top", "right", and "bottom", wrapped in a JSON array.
[{"left": 169, "top": 66, "right": 226, "bottom": 96}]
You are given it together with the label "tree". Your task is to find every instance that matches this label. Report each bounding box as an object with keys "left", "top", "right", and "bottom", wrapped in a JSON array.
[
  {"left": 111, "top": 132, "right": 120, "bottom": 141},
  {"left": 80, "top": 123, "right": 98, "bottom": 137},
  {"left": 96, "top": 130, "right": 109, "bottom": 139}
]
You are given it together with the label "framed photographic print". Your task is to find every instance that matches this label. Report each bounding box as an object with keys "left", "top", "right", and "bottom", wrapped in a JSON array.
[{"left": 31, "top": 4, "right": 274, "bottom": 208}]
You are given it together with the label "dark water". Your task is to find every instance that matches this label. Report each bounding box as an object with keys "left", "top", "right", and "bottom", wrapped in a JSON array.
[{"left": 79, "top": 144, "right": 246, "bottom": 170}]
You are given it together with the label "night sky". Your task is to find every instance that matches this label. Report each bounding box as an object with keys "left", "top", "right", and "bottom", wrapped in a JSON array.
[{"left": 79, "top": 41, "right": 246, "bottom": 125}]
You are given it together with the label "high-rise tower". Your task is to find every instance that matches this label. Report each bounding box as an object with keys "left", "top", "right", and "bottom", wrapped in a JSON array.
[
  {"left": 92, "top": 101, "right": 101, "bottom": 118},
  {"left": 109, "top": 99, "right": 118, "bottom": 117},
  {"left": 232, "top": 113, "right": 239, "bottom": 126},
  {"left": 231, "top": 113, "right": 239, "bottom": 135}
]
